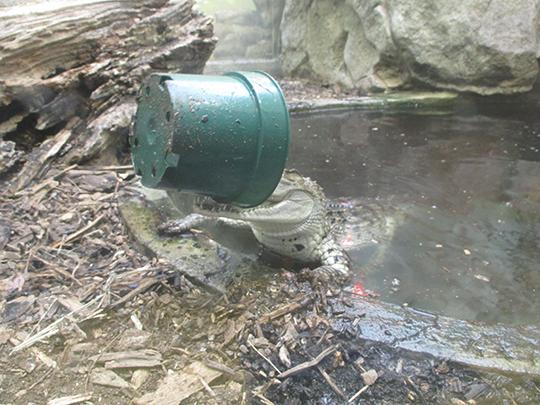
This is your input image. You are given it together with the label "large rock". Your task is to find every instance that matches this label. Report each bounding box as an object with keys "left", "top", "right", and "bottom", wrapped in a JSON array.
[{"left": 281, "top": 0, "right": 540, "bottom": 95}]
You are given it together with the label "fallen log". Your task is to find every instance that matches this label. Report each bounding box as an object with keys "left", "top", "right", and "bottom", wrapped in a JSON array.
[{"left": 0, "top": 0, "right": 216, "bottom": 189}]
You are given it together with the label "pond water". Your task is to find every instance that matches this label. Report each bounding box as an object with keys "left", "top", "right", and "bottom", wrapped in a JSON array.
[{"left": 288, "top": 91, "right": 540, "bottom": 325}]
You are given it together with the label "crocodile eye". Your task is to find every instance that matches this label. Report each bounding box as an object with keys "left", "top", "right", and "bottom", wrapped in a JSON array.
[{"left": 294, "top": 244, "right": 305, "bottom": 251}]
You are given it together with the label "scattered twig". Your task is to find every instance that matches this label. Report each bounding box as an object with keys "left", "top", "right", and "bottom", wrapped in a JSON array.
[
  {"left": 315, "top": 326, "right": 329, "bottom": 346},
  {"left": 259, "top": 295, "right": 311, "bottom": 323},
  {"left": 248, "top": 340, "right": 282, "bottom": 374},
  {"left": 252, "top": 392, "right": 275, "bottom": 405},
  {"left": 10, "top": 295, "right": 103, "bottom": 354},
  {"left": 34, "top": 255, "right": 82, "bottom": 285},
  {"left": 84, "top": 330, "right": 124, "bottom": 390},
  {"left": 348, "top": 385, "right": 369, "bottom": 403},
  {"left": 79, "top": 165, "right": 134, "bottom": 172},
  {"left": 170, "top": 347, "right": 191, "bottom": 356},
  {"left": 278, "top": 346, "right": 336, "bottom": 379},
  {"left": 198, "top": 375, "right": 217, "bottom": 397},
  {"left": 50, "top": 213, "right": 105, "bottom": 248},
  {"left": 109, "top": 276, "right": 163, "bottom": 308},
  {"left": 13, "top": 164, "right": 78, "bottom": 197},
  {"left": 317, "top": 365, "right": 346, "bottom": 400},
  {"left": 47, "top": 393, "right": 93, "bottom": 405},
  {"left": 26, "top": 367, "right": 55, "bottom": 392},
  {"left": 203, "top": 359, "right": 243, "bottom": 382}
]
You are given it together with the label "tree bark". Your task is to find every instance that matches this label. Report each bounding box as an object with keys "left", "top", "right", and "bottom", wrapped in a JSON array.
[{"left": 0, "top": 0, "right": 216, "bottom": 190}]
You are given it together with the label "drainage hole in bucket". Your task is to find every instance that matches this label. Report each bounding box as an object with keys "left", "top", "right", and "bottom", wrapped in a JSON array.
[
  {"left": 166, "top": 111, "right": 171, "bottom": 121},
  {"left": 151, "top": 165, "right": 157, "bottom": 177}
]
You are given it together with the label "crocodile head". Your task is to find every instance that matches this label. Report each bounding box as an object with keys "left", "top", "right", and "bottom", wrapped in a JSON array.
[
  {"left": 266, "top": 169, "right": 325, "bottom": 203},
  {"left": 191, "top": 169, "right": 325, "bottom": 224}
]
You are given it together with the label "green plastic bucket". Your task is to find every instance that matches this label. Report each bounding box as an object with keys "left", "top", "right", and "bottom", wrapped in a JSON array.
[{"left": 130, "top": 71, "right": 290, "bottom": 207}]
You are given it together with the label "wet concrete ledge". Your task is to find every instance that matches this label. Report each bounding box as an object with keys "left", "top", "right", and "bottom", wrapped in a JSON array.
[
  {"left": 287, "top": 91, "right": 459, "bottom": 115},
  {"left": 331, "top": 296, "right": 540, "bottom": 378},
  {"left": 119, "top": 189, "right": 540, "bottom": 379}
]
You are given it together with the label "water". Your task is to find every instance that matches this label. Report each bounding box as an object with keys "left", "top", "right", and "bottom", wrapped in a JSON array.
[{"left": 288, "top": 91, "right": 540, "bottom": 325}]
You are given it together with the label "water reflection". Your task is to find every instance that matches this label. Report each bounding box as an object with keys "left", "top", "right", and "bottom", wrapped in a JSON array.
[{"left": 289, "top": 94, "right": 540, "bottom": 324}]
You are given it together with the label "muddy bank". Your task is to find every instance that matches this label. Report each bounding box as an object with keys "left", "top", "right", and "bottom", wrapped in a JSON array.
[{"left": 2, "top": 265, "right": 539, "bottom": 404}]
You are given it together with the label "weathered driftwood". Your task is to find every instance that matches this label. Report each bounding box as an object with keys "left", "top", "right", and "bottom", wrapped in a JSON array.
[{"left": 0, "top": 0, "right": 216, "bottom": 190}]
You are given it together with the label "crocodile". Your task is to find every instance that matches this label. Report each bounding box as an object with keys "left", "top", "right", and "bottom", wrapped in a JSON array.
[{"left": 161, "top": 170, "right": 351, "bottom": 283}]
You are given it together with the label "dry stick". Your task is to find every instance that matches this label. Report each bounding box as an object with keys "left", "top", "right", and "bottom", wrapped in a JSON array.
[
  {"left": 109, "top": 276, "right": 162, "bottom": 308},
  {"left": 84, "top": 330, "right": 124, "bottom": 391},
  {"left": 11, "top": 295, "right": 103, "bottom": 353},
  {"left": 28, "top": 298, "right": 58, "bottom": 338},
  {"left": 203, "top": 359, "right": 243, "bottom": 382},
  {"left": 252, "top": 392, "right": 275, "bottom": 405},
  {"left": 278, "top": 346, "right": 336, "bottom": 379},
  {"left": 317, "top": 365, "right": 346, "bottom": 400},
  {"left": 50, "top": 213, "right": 105, "bottom": 248},
  {"left": 34, "top": 254, "right": 82, "bottom": 286},
  {"left": 198, "top": 376, "right": 217, "bottom": 398},
  {"left": 13, "top": 164, "right": 79, "bottom": 197},
  {"left": 259, "top": 295, "right": 311, "bottom": 323},
  {"left": 26, "top": 367, "right": 55, "bottom": 392},
  {"left": 247, "top": 340, "right": 282, "bottom": 374},
  {"left": 348, "top": 385, "right": 369, "bottom": 403},
  {"left": 315, "top": 326, "right": 330, "bottom": 346},
  {"left": 75, "top": 165, "right": 134, "bottom": 172}
]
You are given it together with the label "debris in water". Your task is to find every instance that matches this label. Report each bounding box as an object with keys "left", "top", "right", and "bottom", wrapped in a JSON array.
[{"left": 474, "top": 274, "right": 490, "bottom": 282}]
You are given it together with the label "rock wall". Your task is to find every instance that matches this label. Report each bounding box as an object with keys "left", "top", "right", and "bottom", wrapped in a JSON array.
[
  {"left": 281, "top": 0, "right": 540, "bottom": 95},
  {"left": 210, "top": 0, "right": 284, "bottom": 60}
]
